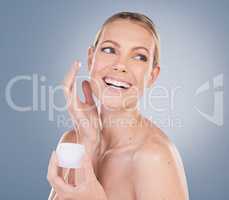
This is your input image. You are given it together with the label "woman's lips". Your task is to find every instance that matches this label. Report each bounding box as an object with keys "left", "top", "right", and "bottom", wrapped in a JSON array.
[{"left": 102, "top": 76, "right": 132, "bottom": 90}]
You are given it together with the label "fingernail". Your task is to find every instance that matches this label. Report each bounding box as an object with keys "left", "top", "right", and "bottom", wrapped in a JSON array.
[{"left": 73, "top": 60, "right": 81, "bottom": 68}]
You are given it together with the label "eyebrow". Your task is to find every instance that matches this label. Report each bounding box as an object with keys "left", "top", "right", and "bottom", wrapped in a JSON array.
[{"left": 101, "top": 40, "right": 150, "bottom": 54}]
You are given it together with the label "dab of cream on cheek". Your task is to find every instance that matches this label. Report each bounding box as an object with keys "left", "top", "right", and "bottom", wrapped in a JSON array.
[{"left": 56, "top": 143, "right": 85, "bottom": 169}]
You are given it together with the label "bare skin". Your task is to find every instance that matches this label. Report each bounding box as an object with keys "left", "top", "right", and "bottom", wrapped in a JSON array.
[
  {"left": 47, "top": 19, "right": 189, "bottom": 200},
  {"left": 50, "top": 118, "right": 188, "bottom": 200}
]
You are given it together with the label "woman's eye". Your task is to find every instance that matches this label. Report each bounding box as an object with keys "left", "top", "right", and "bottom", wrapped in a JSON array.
[
  {"left": 101, "top": 47, "right": 115, "bottom": 54},
  {"left": 134, "top": 54, "right": 148, "bottom": 62}
]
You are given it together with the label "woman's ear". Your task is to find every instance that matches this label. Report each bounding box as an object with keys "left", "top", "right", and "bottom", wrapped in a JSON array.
[
  {"left": 87, "top": 46, "right": 95, "bottom": 72},
  {"left": 147, "top": 65, "right": 160, "bottom": 88}
]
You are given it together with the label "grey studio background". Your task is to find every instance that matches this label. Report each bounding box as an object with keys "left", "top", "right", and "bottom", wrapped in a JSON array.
[{"left": 0, "top": 0, "right": 228, "bottom": 199}]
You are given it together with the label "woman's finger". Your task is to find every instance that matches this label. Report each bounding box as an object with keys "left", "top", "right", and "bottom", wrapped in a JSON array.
[
  {"left": 63, "top": 61, "right": 82, "bottom": 112},
  {"left": 74, "top": 167, "right": 86, "bottom": 187},
  {"left": 47, "top": 151, "right": 57, "bottom": 183},
  {"left": 63, "top": 61, "right": 81, "bottom": 98},
  {"left": 81, "top": 152, "right": 96, "bottom": 182},
  {"left": 47, "top": 151, "right": 74, "bottom": 195},
  {"left": 82, "top": 80, "right": 96, "bottom": 106},
  {"left": 67, "top": 168, "right": 76, "bottom": 186},
  {"left": 47, "top": 151, "right": 63, "bottom": 187},
  {"left": 71, "top": 78, "right": 81, "bottom": 110},
  {"left": 58, "top": 167, "right": 70, "bottom": 184}
]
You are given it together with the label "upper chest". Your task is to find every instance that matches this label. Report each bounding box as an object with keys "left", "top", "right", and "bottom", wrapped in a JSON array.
[
  {"left": 97, "top": 149, "right": 134, "bottom": 180},
  {"left": 95, "top": 149, "right": 136, "bottom": 199}
]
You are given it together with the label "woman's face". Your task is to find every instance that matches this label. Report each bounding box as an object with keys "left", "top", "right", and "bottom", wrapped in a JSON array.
[{"left": 87, "top": 19, "right": 159, "bottom": 110}]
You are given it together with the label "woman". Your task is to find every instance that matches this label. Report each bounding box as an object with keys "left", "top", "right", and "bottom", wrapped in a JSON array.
[{"left": 47, "top": 11, "right": 189, "bottom": 200}]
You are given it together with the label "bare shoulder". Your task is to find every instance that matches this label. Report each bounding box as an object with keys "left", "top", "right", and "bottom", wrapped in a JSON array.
[
  {"left": 133, "top": 118, "right": 184, "bottom": 168},
  {"left": 58, "top": 129, "right": 79, "bottom": 145},
  {"left": 131, "top": 119, "right": 189, "bottom": 199}
]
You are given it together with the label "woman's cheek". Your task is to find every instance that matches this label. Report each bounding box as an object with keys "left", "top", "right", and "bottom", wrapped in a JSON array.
[
  {"left": 133, "top": 70, "right": 146, "bottom": 95},
  {"left": 93, "top": 53, "right": 117, "bottom": 71}
]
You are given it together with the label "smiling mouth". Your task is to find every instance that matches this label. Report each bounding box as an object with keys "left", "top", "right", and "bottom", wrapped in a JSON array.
[{"left": 102, "top": 76, "right": 132, "bottom": 90}]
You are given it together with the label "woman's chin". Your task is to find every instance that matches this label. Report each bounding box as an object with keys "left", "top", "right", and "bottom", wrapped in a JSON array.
[{"left": 100, "top": 97, "right": 124, "bottom": 111}]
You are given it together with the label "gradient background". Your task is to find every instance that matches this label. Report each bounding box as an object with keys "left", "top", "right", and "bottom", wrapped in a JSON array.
[{"left": 0, "top": 0, "right": 228, "bottom": 199}]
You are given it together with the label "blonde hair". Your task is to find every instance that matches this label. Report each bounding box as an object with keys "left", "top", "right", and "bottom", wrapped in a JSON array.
[{"left": 92, "top": 11, "right": 160, "bottom": 68}]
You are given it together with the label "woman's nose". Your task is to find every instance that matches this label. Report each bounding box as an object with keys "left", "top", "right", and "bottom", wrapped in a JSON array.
[{"left": 112, "top": 64, "right": 127, "bottom": 73}]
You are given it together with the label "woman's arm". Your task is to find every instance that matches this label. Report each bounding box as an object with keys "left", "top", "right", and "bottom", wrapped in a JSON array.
[
  {"left": 47, "top": 61, "right": 103, "bottom": 199},
  {"left": 132, "top": 141, "right": 189, "bottom": 200}
]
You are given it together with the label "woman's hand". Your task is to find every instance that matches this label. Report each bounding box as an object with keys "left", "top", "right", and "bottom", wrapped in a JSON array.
[
  {"left": 63, "top": 61, "right": 102, "bottom": 157},
  {"left": 47, "top": 151, "right": 107, "bottom": 200}
]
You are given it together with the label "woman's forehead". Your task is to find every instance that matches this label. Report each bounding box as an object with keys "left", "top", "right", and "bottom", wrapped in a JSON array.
[{"left": 99, "top": 20, "right": 155, "bottom": 51}]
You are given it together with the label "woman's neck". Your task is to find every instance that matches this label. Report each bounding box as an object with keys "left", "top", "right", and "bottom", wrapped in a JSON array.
[{"left": 98, "top": 104, "right": 144, "bottom": 150}]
